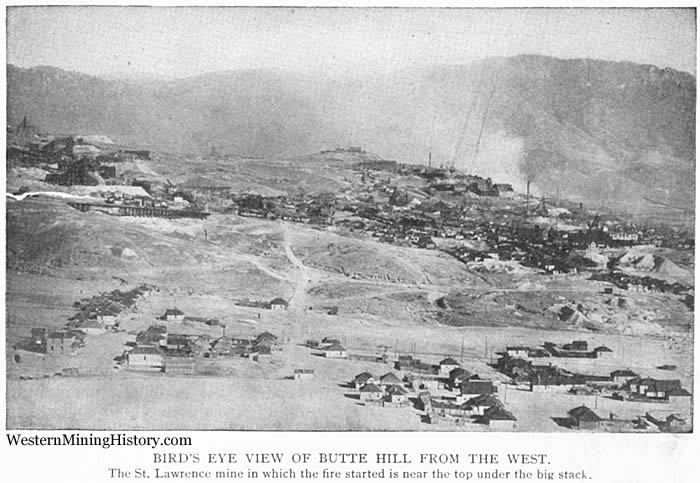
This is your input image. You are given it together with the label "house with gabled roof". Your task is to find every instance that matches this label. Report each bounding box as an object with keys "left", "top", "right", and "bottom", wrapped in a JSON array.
[
  {"left": 46, "top": 330, "right": 85, "bottom": 353},
  {"left": 250, "top": 343, "right": 272, "bottom": 362},
  {"left": 162, "top": 308, "right": 185, "bottom": 321},
  {"left": 359, "top": 383, "right": 384, "bottom": 403},
  {"left": 127, "top": 346, "right": 165, "bottom": 371},
  {"left": 322, "top": 343, "right": 347, "bottom": 358},
  {"left": 353, "top": 372, "right": 375, "bottom": 389},
  {"left": 383, "top": 385, "right": 410, "bottom": 407},
  {"left": 321, "top": 336, "right": 341, "bottom": 345},
  {"left": 166, "top": 334, "right": 190, "bottom": 351},
  {"left": 610, "top": 369, "right": 638, "bottom": 386},
  {"left": 76, "top": 318, "right": 105, "bottom": 335},
  {"left": 96, "top": 303, "right": 123, "bottom": 326},
  {"left": 466, "top": 394, "right": 503, "bottom": 416},
  {"left": 428, "top": 398, "right": 475, "bottom": 420},
  {"left": 479, "top": 406, "right": 516, "bottom": 430},
  {"left": 255, "top": 331, "right": 278, "bottom": 347},
  {"left": 626, "top": 377, "right": 687, "bottom": 401},
  {"left": 268, "top": 297, "right": 289, "bottom": 311},
  {"left": 567, "top": 405, "right": 602, "bottom": 430},
  {"left": 506, "top": 346, "right": 531, "bottom": 358},
  {"left": 593, "top": 346, "right": 613, "bottom": 359},
  {"left": 136, "top": 325, "right": 168, "bottom": 347},
  {"left": 448, "top": 367, "right": 472, "bottom": 389},
  {"left": 667, "top": 387, "right": 692, "bottom": 405},
  {"left": 439, "top": 357, "right": 460, "bottom": 377},
  {"left": 379, "top": 372, "right": 403, "bottom": 387}
]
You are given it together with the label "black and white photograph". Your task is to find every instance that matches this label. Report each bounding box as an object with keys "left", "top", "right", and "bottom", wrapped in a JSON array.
[{"left": 5, "top": 6, "right": 695, "bottom": 433}]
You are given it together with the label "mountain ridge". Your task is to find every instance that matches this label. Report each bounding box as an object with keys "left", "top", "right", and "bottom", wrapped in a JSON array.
[{"left": 7, "top": 55, "right": 695, "bottom": 218}]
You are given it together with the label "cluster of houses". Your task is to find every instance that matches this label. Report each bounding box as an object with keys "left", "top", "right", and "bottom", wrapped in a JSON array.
[
  {"left": 503, "top": 340, "right": 614, "bottom": 360},
  {"left": 14, "top": 284, "right": 155, "bottom": 358},
  {"left": 67, "top": 284, "right": 156, "bottom": 334},
  {"left": 14, "top": 328, "right": 86, "bottom": 356},
  {"left": 563, "top": 405, "right": 691, "bottom": 432},
  {"left": 590, "top": 271, "right": 693, "bottom": 297},
  {"left": 231, "top": 193, "right": 335, "bottom": 225},
  {"left": 494, "top": 342, "right": 692, "bottom": 406},
  {"left": 124, "top": 307, "right": 282, "bottom": 373},
  {"left": 353, "top": 371, "right": 411, "bottom": 408},
  {"left": 349, "top": 356, "right": 514, "bottom": 429},
  {"left": 420, "top": 361, "right": 515, "bottom": 429}
]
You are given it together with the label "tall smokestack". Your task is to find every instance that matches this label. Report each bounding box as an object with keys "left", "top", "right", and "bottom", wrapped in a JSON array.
[
  {"left": 428, "top": 151, "right": 432, "bottom": 170},
  {"left": 526, "top": 180, "right": 531, "bottom": 217}
]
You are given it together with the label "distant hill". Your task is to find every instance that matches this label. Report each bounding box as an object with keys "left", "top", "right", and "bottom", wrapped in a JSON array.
[{"left": 7, "top": 56, "right": 695, "bottom": 218}]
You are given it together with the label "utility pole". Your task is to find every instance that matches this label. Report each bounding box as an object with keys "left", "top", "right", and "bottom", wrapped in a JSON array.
[{"left": 460, "top": 336, "right": 465, "bottom": 363}]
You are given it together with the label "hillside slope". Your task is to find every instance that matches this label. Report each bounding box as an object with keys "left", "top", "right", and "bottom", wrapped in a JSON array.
[{"left": 7, "top": 56, "right": 695, "bottom": 216}]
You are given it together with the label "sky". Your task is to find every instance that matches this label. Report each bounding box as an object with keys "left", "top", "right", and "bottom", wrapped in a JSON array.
[{"left": 6, "top": 7, "right": 697, "bottom": 79}]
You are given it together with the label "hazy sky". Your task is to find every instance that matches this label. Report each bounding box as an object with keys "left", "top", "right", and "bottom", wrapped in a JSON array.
[{"left": 7, "top": 7, "right": 697, "bottom": 78}]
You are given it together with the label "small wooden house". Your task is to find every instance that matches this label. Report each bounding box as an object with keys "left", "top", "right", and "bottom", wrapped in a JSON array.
[
  {"left": 379, "top": 372, "right": 403, "bottom": 387},
  {"left": 359, "top": 383, "right": 384, "bottom": 402},
  {"left": 323, "top": 343, "right": 348, "bottom": 359},
  {"left": 480, "top": 406, "right": 517, "bottom": 430},
  {"left": 567, "top": 405, "right": 602, "bottom": 430},
  {"left": 268, "top": 298, "right": 289, "bottom": 311},
  {"left": 353, "top": 372, "right": 375, "bottom": 389},
  {"left": 163, "top": 308, "right": 185, "bottom": 322}
]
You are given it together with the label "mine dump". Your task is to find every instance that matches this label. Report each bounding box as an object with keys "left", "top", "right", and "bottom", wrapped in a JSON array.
[{"left": 5, "top": 11, "right": 695, "bottom": 432}]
